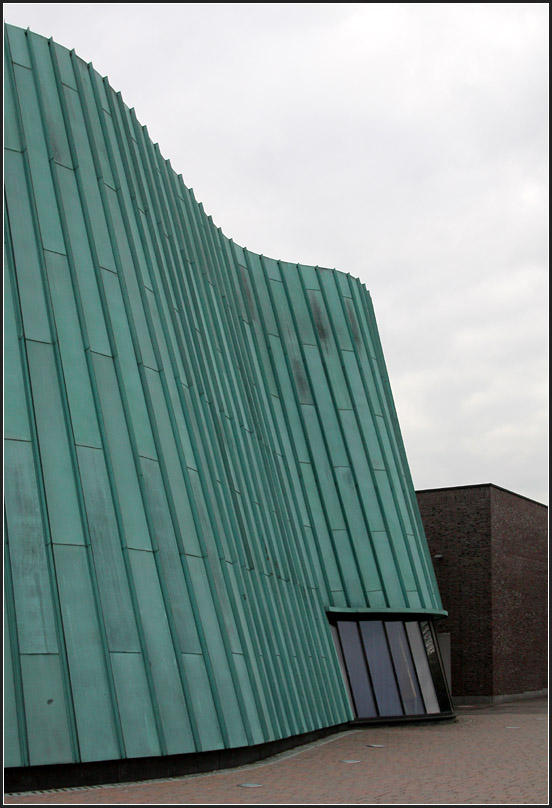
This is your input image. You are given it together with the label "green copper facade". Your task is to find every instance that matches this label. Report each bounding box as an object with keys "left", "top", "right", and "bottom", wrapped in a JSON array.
[{"left": 4, "top": 24, "right": 445, "bottom": 770}]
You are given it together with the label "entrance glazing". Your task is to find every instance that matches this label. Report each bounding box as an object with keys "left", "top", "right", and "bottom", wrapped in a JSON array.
[{"left": 330, "top": 618, "right": 453, "bottom": 720}]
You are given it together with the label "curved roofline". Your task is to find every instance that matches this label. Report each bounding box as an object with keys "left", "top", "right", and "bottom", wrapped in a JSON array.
[{"left": 4, "top": 22, "right": 367, "bottom": 287}]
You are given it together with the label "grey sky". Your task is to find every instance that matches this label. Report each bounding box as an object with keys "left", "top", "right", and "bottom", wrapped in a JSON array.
[{"left": 4, "top": 3, "right": 548, "bottom": 504}]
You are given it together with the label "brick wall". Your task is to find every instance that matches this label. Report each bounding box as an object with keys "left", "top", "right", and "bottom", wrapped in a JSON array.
[
  {"left": 490, "top": 486, "right": 548, "bottom": 696},
  {"left": 416, "top": 486, "right": 493, "bottom": 698},
  {"left": 416, "top": 484, "right": 548, "bottom": 701}
]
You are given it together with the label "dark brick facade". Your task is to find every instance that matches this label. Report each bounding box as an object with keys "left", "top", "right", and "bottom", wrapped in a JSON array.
[{"left": 416, "top": 484, "right": 548, "bottom": 703}]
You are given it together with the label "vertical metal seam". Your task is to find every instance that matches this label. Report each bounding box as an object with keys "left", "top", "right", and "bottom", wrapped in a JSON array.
[
  {"left": 105, "top": 82, "right": 233, "bottom": 751},
  {"left": 50, "top": 39, "right": 167, "bottom": 756},
  {"left": 40, "top": 36, "right": 128, "bottom": 760},
  {"left": 6, "top": 34, "right": 81, "bottom": 763},
  {"left": 198, "top": 226, "right": 330, "bottom": 731},
  {"left": 305, "top": 267, "right": 392, "bottom": 603},
  {"left": 172, "top": 179, "right": 305, "bottom": 738},
  {"left": 273, "top": 259, "right": 369, "bottom": 603},
  {"left": 85, "top": 61, "right": 204, "bottom": 753},
  {"left": 349, "top": 281, "right": 433, "bottom": 607},
  {"left": 256, "top": 255, "right": 353, "bottom": 607},
  {"left": 229, "top": 247, "right": 345, "bottom": 727},
  {"left": 123, "top": 97, "right": 256, "bottom": 749}
]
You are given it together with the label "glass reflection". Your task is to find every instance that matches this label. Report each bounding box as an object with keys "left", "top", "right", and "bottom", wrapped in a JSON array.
[
  {"left": 420, "top": 621, "right": 452, "bottom": 713},
  {"left": 333, "top": 618, "right": 452, "bottom": 720},
  {"left": 385, "top": 621, "right": 424, "bottom": 714},
  {"left": 360, "top": 621, "right": 403, "bottom": 716},
  {"left": 337, "top": 621, "right": 377, "bottom": 718},
  {"left": 405, "top": 622, "right": 440, "bottom": 714}
]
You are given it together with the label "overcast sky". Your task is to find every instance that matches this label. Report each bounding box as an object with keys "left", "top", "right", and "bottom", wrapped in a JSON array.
[{"left": 4, "top": 3, "right": 549, "bottom": 504}]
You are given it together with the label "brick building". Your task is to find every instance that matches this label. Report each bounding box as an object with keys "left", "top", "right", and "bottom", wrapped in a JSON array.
[{"left": 416, "top": 484, "right": 548, "bottom": 704}]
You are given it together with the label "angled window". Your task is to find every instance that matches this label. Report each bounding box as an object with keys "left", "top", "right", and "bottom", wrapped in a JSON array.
[{"left": 333, "top": 617, "right": 453, "bottom": 720}]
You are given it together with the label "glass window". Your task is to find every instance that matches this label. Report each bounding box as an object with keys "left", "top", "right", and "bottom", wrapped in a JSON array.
[
  {"left": 332, "top": 617, "right": 452, "bottom": 720},
  {"left": 420, "top": 621, "right": 453, "bottom": 713},
  {"left": 385, "top": 621, "right": 424, "bottom": 714},
  {"left": 337, "top": 621, "right": 377, "bottom": 718},
  {"left": 405, "top": 621, "right": 440, "bottom": 714},
  {"left": 359, "top": 621, "right": 403, "bottom": 716}
]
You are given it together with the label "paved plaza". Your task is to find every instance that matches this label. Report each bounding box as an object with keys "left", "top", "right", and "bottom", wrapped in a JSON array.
[{"left": 5, "top": 698, "right": 548, "bottom": 805}]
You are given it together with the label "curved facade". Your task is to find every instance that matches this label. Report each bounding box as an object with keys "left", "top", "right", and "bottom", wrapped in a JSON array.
[{"left": 4, "top": 23, "right": 450, "bottom": 776}]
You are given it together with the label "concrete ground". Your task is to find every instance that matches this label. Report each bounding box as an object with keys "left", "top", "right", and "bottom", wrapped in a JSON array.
[{"left": 5, "top": 697, "right": 548, "bottom": 805}]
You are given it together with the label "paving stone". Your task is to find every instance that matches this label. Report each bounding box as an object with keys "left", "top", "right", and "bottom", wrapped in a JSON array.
[{"left": 4, "top": 698, "right": 548, "bottom": 805}]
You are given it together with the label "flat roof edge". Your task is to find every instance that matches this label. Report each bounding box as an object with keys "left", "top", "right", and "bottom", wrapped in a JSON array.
[
  {"left": 326, "top": 606, "right": 448, "bottom": 619},
  {"left": 415, "top": 483, "right": 547, "bottom": 509}
]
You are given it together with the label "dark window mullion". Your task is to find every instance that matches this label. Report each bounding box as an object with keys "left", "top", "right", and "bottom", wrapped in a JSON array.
[{"left": 381, "top": 621, "right": 407, "bottom": 716}]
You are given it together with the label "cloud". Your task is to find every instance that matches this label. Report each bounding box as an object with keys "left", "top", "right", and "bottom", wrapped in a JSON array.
[{"left": 4, "top": 2, "right": 548, "bottom": 503}]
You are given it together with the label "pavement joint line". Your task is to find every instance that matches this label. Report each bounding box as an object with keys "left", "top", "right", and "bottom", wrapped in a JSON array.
[{"left": 5, "top": 730, "right": 364, "bottom": 797}]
